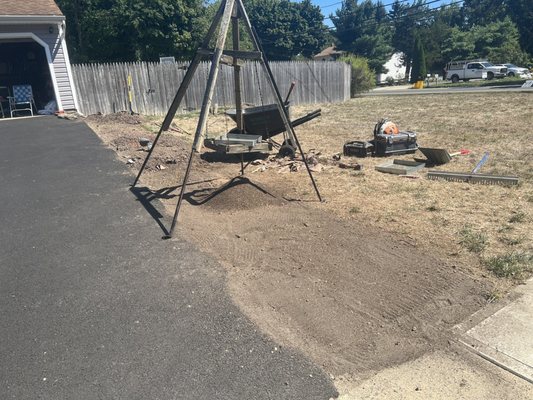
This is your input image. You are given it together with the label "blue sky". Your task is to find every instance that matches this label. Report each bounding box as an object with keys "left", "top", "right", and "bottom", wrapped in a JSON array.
[{"left": 310, "top": 0, "right": 449, "bottom": 27}]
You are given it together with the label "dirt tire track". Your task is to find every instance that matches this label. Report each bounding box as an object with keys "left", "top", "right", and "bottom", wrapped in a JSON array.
[{"left": 174, "top": 179, "right": 490, "bottom": 376}]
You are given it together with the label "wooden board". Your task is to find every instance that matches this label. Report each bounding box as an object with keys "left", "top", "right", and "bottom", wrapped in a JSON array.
[
  {"left": 375, "top": 159, "right": 426, "bottom": 175},
  {"left": 418, "top": 147, "right": 452, "bottom": 165}
]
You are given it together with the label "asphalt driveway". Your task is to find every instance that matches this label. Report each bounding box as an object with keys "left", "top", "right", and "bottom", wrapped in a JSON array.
[{"left": 0, "top": 117, "right": 336, "bottom": 399}]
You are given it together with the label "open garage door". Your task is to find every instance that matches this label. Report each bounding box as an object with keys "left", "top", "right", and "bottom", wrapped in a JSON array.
[{"left": 0, "top": 40, "right": 56, "bottom": 113}]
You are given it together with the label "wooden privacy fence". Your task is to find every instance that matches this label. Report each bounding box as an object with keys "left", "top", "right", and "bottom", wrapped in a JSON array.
[{"left": 71, "top": 61, "right": 351, "bottom": 116}]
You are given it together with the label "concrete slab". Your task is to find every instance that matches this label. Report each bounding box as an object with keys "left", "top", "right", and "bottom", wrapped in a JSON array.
[
  {"left": 335, "top": 349, "right": 533, "bottom": 400},
  {"left": 462, "top": 279, "right": 533, "bottom": 383}
]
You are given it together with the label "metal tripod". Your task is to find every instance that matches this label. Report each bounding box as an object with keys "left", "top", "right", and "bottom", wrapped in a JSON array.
[{"left": 132, "top": 0, "right": 322, "bottom": 238}]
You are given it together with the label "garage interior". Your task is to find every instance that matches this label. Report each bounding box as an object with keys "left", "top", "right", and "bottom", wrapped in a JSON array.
[{"left": 0, "top": 40, "right": 55, "bottom": 115}]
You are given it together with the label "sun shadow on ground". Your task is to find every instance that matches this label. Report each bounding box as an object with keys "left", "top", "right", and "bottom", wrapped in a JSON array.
[
  {"left": 200, "top": 151, "right": 270, "bottom": 164},
  {"left": 184, "top": 176, "right": 278, "bottom": 206},
  {"left": 130, "top": 177, "right": 280, "bottom": 234},
  {"left": 130, "top": 186, "right": 173, "bottom": 236}
]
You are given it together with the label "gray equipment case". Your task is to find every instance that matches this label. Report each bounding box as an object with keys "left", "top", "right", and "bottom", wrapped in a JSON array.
[{"left": 374, "top": 131, "right": 418, "bottom": 156}]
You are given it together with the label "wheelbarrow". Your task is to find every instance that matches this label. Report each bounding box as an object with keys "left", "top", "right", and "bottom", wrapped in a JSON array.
[{"left": 225, "top": 104, "right": 321, "bottom": 140}]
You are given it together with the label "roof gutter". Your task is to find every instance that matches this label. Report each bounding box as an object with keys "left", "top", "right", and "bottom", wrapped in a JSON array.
[{"left": 0, "top": 15, "right": 65, "bottom": 25}]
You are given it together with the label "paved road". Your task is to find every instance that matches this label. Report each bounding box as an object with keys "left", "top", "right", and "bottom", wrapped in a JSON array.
[
  {"left": 0, "top": 117, "right": 336, "bottom": 400},
  {"left": 365, "top": 84, "right": 533, "bottom": 96}
]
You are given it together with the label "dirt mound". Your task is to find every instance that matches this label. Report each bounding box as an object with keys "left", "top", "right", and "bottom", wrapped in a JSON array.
[
  {"left": 110, "top": 136, "right": 140, "bottom": 152},
  {"left": 190, "top": 177, "right": 286, "bottom": 211},
  {"left": 86, "top": 111, "right": 143, "bottom": 125}
]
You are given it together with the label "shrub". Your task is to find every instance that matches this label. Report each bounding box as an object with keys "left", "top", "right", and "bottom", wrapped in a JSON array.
[
  {"left": 340, "top": 54, "right": 376, "bottom": 96},
  {"left": 410, "top": 35, "right": 427, "bottom": 84}
]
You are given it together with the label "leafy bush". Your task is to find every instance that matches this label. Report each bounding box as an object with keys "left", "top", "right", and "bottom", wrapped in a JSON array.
[{"left": 340, "top": 54, "right": 376, "bottom": 96}]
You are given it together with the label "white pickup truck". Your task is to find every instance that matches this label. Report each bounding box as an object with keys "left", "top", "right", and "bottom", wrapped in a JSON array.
[{"left": 444, "top": 60, "right": 507, "bottom": 83}]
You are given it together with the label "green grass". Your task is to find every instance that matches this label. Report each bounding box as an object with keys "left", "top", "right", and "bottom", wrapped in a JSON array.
[
  {"left": 426, "top": 203, "right": 439, "bottom": 212},
  {"left": 459, "top": 225, "right": 488, "bottom": 253},
  {"left": 484, "top": 253, "right": 533, "bottom": 280},
  {"left": 509, "top": 211, "right": 527, "bottom": 224},
  {"left": 498, "top": 224, "right": 514, "bottom": 233},
  {"left": 484, "top": 290, "right": 503, "bottom": 303},
  {"left": 499, "top": 236, "right": 524, "bottom": 246},
  {"left": 430, "top": 77, "right": 525, "bottom": 89}
]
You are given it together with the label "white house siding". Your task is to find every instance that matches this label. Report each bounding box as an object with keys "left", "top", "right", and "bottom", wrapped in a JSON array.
[
  {"left": 378, "top": 52, "right": 407, "bottom": 83},
  {"left": 0, "top": 23, "right": 76, "bottom": 110}
]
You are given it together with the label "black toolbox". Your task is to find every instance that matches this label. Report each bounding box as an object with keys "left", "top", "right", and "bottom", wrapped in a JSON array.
[
  {"left": 343, "top": 140, "right": 374, "bottom": 157},
  {"left": 374, "top": 131, "right": 418, "bottom": 156}
]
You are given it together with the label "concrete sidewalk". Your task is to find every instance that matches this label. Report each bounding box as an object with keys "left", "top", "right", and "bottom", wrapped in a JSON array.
[
  {"left": 459, "top": 279, "right": 533, "bottom": 383},
  {"left": 336, "top": 280, "right": 533, "bottom": 399}
]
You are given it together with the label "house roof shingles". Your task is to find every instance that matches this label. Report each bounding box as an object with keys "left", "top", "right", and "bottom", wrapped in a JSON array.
[
  {"left": 313, "top": 46, "right": 344, "bottom": 59},
  {"left": 0, "top": 0, "right": 63, "bottom": 16}
]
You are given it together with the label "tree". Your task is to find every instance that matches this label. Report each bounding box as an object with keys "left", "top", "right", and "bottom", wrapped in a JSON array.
[
  {"left": 243, "top": 0, "right": 329, "bottom": 60},
  {"left": 471, "top": 18, "right": 529, "bottom": 64},
  {"left": 462, "top": 0, "right": 507, "bottom": 28},
  {"left": 507, "top": 0, "right": 533, "bottom": 56},
  {"left": 410, "top": 35, "right": 426, "bottom": 83},
  {"left": 442, "top": 18, "right": 529, "bottom": 65},
  {"left": 331, "top": 0, "right": 392, "bottom": 74},
  {"left": 389, "top": 0, "right": 429, "bottom": 82},
  {"left": 442, "top": 27, "right": 476, "bottom": 61},
  {"left": 57, "top": 0, "right": 207, "bottom": 62},
  {"left": 421, "top": 4, "right": 464, "bottom": 72}
]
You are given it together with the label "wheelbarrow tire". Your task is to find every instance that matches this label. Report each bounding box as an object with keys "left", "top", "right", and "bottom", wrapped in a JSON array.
[
  {"left": 228, "top": 127, "right": 247, "bottom": 134},
  {"left": 278, "top": 139, "right": 296, "bottom": 158}
]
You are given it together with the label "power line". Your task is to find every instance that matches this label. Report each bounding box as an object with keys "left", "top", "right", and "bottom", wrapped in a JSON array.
[
  {"left": 328, "top": 0, "right": 464, "bottom": 34},
  {"left": 322, "top": 0, "right": 414, "bottom": 17},
  {"left": 319, "top": 1, "right": 344, "bottom": 9}
]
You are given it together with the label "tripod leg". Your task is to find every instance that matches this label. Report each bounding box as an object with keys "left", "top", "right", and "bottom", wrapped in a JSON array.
[
  {"left": 236, "top": 0, "right": 322, "bottom": 201},
  {"left": 164, "top": 0, "right": 236, "bottom": 238},
  {"left": 194, "top": 0, "right": 236, "bottom": 152},
  {"left": 132, "top": 2, "right": 227, "bottom": 187},
  {"left": 133, "top": 57, "right": 201, "bottom": 186},
  {"left": 164, "top": 146, "right": 196, "bottom": 239}
]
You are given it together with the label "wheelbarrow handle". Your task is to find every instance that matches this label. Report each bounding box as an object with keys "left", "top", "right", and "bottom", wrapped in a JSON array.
[{"left": 284, "top": 81, "right": 296, "bottom": 104}]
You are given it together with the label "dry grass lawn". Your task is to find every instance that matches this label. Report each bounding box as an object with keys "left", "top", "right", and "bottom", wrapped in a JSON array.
[{"left": 132, "top": 92, "right": 533, "bottom": 290}]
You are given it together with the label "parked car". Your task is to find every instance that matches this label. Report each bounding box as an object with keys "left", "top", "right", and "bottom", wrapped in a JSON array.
[
  {"left": 493, "top": 64, "right": 532, "bottom": 79},
  {"left": 444, "top": 60, "right": 507, "bottom": 82}
]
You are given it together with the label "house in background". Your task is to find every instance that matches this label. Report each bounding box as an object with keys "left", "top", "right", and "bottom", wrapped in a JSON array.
[
  {"left": 378, "top": 52, "right": 407, "bottom": 83},
  {"left": 0, "top": 0, "right": 78, "bottom": 113},
  {"left": 313, "top": 45, "right": 344, "bottom": 62}
]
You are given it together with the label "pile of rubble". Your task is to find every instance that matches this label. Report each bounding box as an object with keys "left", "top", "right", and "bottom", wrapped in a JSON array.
[{"left": 250, "top": 151, "right": 362, "bottom": 174}]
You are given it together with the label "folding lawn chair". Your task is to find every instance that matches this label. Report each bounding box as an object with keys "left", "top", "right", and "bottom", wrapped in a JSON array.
[
  {"left": 0, "top": 86, "right": 9, "bottom": 118},
  {"left": 9, "top": 84, "right": 36, "bottom": 117}
]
